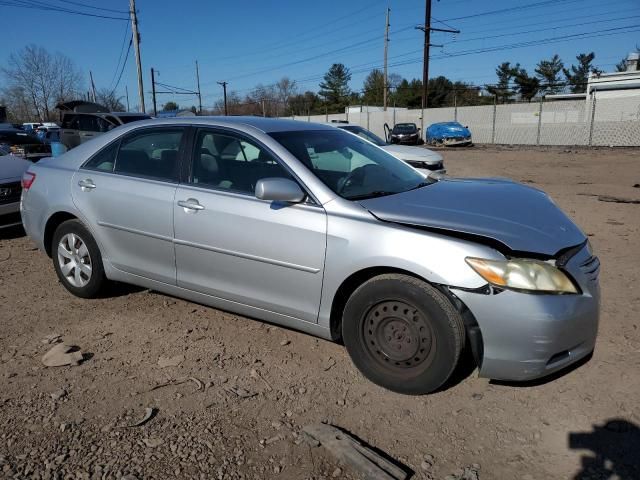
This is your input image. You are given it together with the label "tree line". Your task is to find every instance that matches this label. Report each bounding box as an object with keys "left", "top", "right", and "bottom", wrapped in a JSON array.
[{"left": 1, "top": 44, "right": 638, "bottom": 122}]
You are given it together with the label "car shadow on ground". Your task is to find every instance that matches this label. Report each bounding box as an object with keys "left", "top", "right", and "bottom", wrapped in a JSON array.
[
  {"left": 569, "top": 418, "right": 640, "bottom": 479},
  {"left": 0, "top": 224, "right": 26, "bottom": 240}
]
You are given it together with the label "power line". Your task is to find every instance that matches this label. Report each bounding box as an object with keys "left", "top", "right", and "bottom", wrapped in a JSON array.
[
  {"left": 51, "top": 0, "right": 129, "bottom": 14},
  {"left": 441, "top": 0, "right": 582, "bottom": 22},
  {"left": 108, "top": 20, "right": 131, "bottom": 91},
  {"left": 1, "top": 0, "right": 129, "bottom": 20},
  {"left": 110, "top": 37, "right": 133, "bottom": 96}
]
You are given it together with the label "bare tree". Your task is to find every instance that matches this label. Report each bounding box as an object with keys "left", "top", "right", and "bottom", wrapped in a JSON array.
[
  {"left": 96, "top": 88, "right": 126, "bottom": 111},
  {"left": 274, "top": 77, "right": 297, "bottom": 115},
  {"left": 1, "top": 44, "right": 83, "bottom": 121}
]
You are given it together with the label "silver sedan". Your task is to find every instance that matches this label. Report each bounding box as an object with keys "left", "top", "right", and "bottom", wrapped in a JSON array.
[{"left": 20, "top": 117, "right": 599, "bottom": 394}]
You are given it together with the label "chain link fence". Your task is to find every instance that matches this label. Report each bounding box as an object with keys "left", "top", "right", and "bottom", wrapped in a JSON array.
[{"left": 289, "top": 90, "right": 640, "bottom": 147}]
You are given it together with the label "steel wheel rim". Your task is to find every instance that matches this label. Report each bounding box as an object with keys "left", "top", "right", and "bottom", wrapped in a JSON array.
[
  {"left": 363, "top": 300, "right": 434, "bottom": 370},
  {"left": 57, "top": 233, "right": 92, "bottom": 288}
]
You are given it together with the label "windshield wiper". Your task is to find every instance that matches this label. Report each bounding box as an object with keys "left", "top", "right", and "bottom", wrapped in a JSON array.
[
  {"left": 346, "top": 191, "right": 397, "bottom": 200},
  {"left": 407, "top": 181, "right": 430, "bottom": 191}
]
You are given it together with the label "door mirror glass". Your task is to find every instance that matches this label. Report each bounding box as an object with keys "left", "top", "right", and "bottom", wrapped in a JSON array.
[{"left": 255, "top": 178, "right": 305, "bottom": 203}]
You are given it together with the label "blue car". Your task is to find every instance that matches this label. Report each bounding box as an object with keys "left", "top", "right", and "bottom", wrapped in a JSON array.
[{"left": 426, "top": 121, "right": 472, "bottom": 146}]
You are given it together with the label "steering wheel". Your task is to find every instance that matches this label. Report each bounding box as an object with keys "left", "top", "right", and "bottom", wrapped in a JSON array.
[{"left": 337, "top": 164, "right": 382, "bottom": 195}]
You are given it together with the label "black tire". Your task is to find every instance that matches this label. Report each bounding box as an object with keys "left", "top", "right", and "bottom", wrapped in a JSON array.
[
  {"left": 342, "top": 274, "right": 465, "bottom": 395},
  {"left": 51, "top": 219, "right": 107, "bottom": 298}
]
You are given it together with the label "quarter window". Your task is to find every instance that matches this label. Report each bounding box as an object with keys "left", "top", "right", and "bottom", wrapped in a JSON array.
[
  {"left": 83, "top": 141, "right": 119, "bottom": 172},
  {"left": 114, "top": 128, "right": 184, "bottom": 182},
  {"left": 191, "top": 130, "right": 293, "bottom": 194}
]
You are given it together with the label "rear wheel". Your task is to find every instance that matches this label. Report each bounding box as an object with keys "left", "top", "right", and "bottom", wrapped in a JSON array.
[
  {"left": 342, "top": 274, "right": 465, "bottom": 394},
  {"left": 52, "top": 219, "right": 106, "bottom": 298}
]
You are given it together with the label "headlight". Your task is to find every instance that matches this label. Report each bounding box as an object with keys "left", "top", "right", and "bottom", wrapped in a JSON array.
[{"left": 465, "top": 257, "right": 578, "bottom": 294}]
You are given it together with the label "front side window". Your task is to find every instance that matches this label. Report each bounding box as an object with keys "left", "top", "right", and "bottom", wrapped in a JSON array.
[
  {"left": 270, "top": 129, "right": 425, "bottom": 200},
  {"left": 114, "top": 128, "right": 183, "bottom": 182},
  {"left": 191, "top": 130, "right": 293, "bottom": 194}
]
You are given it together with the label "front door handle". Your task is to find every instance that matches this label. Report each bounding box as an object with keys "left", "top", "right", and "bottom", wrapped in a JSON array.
[
  {"left": 177, "top": 199, "right": 205, "bottom": 211},
  {"left": 78, "top": 179, "right": 96, "bottom": 190}
]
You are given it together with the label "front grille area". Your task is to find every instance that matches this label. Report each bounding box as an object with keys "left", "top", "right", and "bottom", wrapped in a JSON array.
[
  {"left": 579, "top": 255, "right": 600, "bottom": 284},
  {"left": 0, "top": 181, "right": 22, "bottom": 205}
]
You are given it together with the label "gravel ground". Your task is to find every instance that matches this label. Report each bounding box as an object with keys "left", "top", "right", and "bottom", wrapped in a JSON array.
[{"left": 0, "top": 146, "right": 639, "bottom": 480}]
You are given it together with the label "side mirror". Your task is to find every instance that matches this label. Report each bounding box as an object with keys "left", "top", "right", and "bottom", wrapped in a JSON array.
[{"left": 255, "top": 178, "right": 305, "bottom": 203}]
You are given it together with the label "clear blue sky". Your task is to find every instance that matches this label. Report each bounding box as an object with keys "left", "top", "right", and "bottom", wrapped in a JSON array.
[{"left": 2, "top": 0, "right": 639, "bottom": 111}]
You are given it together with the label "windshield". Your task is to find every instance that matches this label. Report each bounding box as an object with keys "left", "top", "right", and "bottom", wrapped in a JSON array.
[
  {"left": 270, "top": 129, "right": 427, "bottom": 200},
  {"left": 393, "top": 124, "right": 418, "bottom": 133},
  {"left": 339, "top": 125, "right": 387, "bottom": 147}
]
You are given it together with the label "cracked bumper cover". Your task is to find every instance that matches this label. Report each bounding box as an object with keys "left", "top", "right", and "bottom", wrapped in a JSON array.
[{"left": 452, "top": 245, "right": 600, "bottom": 381}]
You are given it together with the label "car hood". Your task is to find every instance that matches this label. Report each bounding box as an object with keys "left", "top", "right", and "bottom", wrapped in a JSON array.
[
  {"left": 359, "top": 177, "right": 586, "bottom": 256},
  {"left": 0, "top": 154, "right": 31, "bottom": 182},
  {"left": 382, "top": 144, "right": 443, "bottom": 163}
]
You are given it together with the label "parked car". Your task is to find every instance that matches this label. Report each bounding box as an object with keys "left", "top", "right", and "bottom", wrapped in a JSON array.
[
  {"left": 426, "top": 122, "right": 472, "bottom": 146},
  {"left": 36, "top": 125, "right": 61, "bottom": 144},
  {"left": 20, "top": 117, "right": 599, "bottom": 394},
  {"left": 0, "top": 127, "right": 51, "bottom": 161},
  {"left": 388, "top": 123, "right": 422, "bottom": 145},
  {"left": 334, "top": 123, "right": 444, "bottom": 173},
  {"left": 22, "top": 122, "right": 43, "bottom": 132},
  {"left": 57, "top": 101, "right": 151, "bottom": 149},
  {"left": 1, "top": 153, "right": 32, "bottom": 229}
]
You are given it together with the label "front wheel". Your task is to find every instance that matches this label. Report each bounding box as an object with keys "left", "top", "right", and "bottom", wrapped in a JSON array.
[
  {"left": 342, "top": 274, "right": 465, "bottom": 394},
  {"left": 52, "top": 219, "right": 107, "bottom": 298}
]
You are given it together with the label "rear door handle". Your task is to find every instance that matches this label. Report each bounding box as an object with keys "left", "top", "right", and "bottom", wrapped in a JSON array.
[
  {"left": 177, "top": 199, "right": 205, "bottom": 211},
  {"left": 78, "top": 179, "right": 96, "bottom": 190}
]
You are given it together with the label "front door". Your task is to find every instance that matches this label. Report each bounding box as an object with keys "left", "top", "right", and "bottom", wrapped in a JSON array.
[
  {"left": 173, "top": 128, "right": 327, "bottom": 323},
  {"left": 71, "top": 126, "right": 186, "bottom": 284}
]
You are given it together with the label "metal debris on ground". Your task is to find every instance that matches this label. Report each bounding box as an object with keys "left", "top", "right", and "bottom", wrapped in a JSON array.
[
  {"left": 157, "top": 355, "right": 185, "bottom": 368},
  {"left": 225, "top": 386, "right": 257, "bottom": 399},
  {"left": 125, "top": 407, "right": 157, "bottom": 428},
  {"left": 41, "top": 343, "right": 84, "bottom": 367},
  {"left": 302, "top": 423, "right": 410, "bottom": 480},
  {"left": 42, "top": 333, "right": 62, "bottom": 345}
]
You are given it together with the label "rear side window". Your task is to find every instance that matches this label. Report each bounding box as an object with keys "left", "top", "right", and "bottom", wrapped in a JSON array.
[
  {"left": 83, "top": 141, "right": 119, "bottom": 172},
  {"left": 118, "top": 115, "right": 152, "bottom": 124},
  {"left": 77, "top": 115, "right": 100, "bottom": 132},
  {"left": 61, "top": 114, "right": 77, "bottom": 129},
  {"left": 114, "top": 128, "right": 184, "bottom": 182}
]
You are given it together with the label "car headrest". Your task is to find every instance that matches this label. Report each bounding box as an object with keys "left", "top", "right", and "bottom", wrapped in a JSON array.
[{"left": 200, "top": 153, "right": 218, "bottom": 174}]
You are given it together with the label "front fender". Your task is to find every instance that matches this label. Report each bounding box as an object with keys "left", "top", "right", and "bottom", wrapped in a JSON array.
[{"left": 317, "top": 211, "right": 503, "bottom": 329}]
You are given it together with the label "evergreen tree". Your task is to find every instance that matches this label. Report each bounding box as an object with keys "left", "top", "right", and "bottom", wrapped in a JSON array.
[
  {"left": 318, "top": 63, "right": 352, "bottom": 109},
  {"left": 563, "top": 52, "right": 599, "bottom": 93},
  {"left": 486, "top": 62, "right": 519, "bottom": 103},
  {"left": 535, "top": 54, "right": 564, "bottom": 94},
  {"left": 514, "top": 68, "right": 541, "bottom": 102},
  {"left": 362, "top": 69, "right": 384, "bottom": 105}
]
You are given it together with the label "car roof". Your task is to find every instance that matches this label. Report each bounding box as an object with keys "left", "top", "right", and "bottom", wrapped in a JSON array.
[{"left": 120, "top": 116, "right": 336, "bottom": 134}]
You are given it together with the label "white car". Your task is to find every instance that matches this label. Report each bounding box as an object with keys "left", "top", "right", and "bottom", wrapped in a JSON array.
[{"left": 334, "top": 124, "right": 444, "bottom": 173}]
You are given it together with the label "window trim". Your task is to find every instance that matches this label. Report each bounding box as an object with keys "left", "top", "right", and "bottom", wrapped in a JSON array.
[{"left": 186, "top": 126, "right": 320, "bottom": 205}]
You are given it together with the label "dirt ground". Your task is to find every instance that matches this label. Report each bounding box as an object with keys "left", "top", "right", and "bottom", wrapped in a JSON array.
[{"left": 1, "top": 146, "right": 639, "bottom": 480}]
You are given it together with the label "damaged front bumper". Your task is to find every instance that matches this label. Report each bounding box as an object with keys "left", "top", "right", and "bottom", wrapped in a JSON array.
[{"left": 452, "top": 243, "right": 600, "bottom": 381}]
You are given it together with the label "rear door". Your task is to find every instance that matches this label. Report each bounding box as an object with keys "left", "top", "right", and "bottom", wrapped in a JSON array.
[
  {"left": 71, "top": 126, "right": 186, "bottom": 284},
  {"left": 173, "top": 128, "right": 327, "bottom": 322}
]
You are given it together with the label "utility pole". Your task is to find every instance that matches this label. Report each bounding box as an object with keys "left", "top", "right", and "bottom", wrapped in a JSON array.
[
  {"left": 195, "top": 60, "right": 202, "bottom": 114},
  {"left": 217, "top": 81, "right": 228, "bottom": 116},
  {"left": 125, "top": 85, "right": 130, "bottom": 112},
  {"left": 129, "top": 0, "right": 145, "bottom": 113},
  {"left": 89, "top": 71, "right": 97, "bottom": 102},
  {"left": 383, "top": 8, "right": 390, "bottom": 111},
  {"left": 416, "top": 0, "right": 459, "bottom": 110},
  {"left": 150, "top": 68, "right": 157, "bottom": 116}
]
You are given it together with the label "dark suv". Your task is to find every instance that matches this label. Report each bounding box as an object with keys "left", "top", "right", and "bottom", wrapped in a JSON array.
[
  {"left": 388, "top": 122, "right": 422, "bottom": 145},
  {"left": 57, "top": 101, "right": 151, "bottom": 149}
]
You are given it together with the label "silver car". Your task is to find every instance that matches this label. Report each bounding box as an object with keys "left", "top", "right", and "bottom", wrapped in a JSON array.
[
  {"left": 20, "top": 117, "right": 599, "bottom": 394},
  {"left": 334, "top": 124, "right": 445, "bottom": 173}
]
